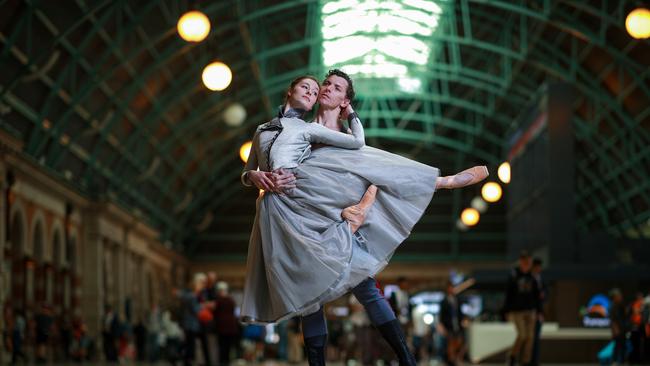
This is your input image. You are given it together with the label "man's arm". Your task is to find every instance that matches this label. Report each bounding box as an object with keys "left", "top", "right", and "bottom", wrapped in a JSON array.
[{"left": 307, "top": 106, "right": 365, "bottom": 149}]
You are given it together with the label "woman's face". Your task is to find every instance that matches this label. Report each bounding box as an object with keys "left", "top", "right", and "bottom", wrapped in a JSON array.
[
  {"left": 318, "top": 75, "right": 350, "bottom": 110},
  {"left": 287, "top": 78, "right": 320, "bottom": 111}
]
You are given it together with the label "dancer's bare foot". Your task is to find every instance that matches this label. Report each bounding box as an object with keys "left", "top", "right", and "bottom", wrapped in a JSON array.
[
  {"left": 436, "top": 166, "right": 489, "bottom": 189},
  {"left": 341, "top": 185, "right": 378, "bottom": 233}
]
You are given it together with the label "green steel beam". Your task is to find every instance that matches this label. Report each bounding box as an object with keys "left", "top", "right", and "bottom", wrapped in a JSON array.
[
  {"left": 2, "top": 90, "right": 183, "bottom": 233},
  {"left": 25, "top": 1, "right": 120, "bottom": 155}
]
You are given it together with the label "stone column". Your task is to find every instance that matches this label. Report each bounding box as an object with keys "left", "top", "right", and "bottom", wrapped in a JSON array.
[
  {"left": 115, "top": 244, "right": 126, "bottom": 319},
  {"left": 80, "top": 209, "right": 104, "bottom": 337},
  {"left": 25, "top": 257, "right": 35, "bottom": 313},
  {"left": 45, "top": 263, "right": 54, "bottom": 304}
]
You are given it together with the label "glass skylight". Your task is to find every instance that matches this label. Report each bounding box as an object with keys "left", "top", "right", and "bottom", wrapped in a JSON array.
[{"left": 321, "top": 0, "right": 446, "bottom": 94}]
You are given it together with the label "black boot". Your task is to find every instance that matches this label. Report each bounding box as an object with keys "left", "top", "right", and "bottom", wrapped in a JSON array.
[
  {"left": 377, "top": 319, "right": 417, "bottom": 366},
  {"left": 304, "top": 334, "right": 327, "bottom": 366}
]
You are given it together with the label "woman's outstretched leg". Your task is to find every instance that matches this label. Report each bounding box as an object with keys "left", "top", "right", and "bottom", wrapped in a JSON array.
[
  {"left": 436, "top": 165, "right": 489, "bottom": 189},
  {"left": 341, "top": 185, "right": 378, "bottom": 233}
]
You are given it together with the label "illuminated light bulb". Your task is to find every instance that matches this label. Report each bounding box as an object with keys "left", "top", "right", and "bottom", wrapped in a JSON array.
[
  {"left": 202, "top": 61, "right": 232, "bottom": 91},
  {"left": 481, "top": 182, "right": 502, "bottom": 203},
  {"left": 498, "top": 162, "right": 511, "bottom": 184},
  {"left": 461, "top": 208, "right": 480, "bottom": 227},
  {"left": 239, "top": 141, "right": 252, "bottom": 163},
  {"left": 177, "top": 11, "right": 211, "bottom": 42},
  {"left": 626, "top": 8, "right": 650, "bottom": 39}
]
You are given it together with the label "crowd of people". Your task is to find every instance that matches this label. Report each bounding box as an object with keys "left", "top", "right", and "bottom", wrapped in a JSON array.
[
  {"left": 503, "top": 251, "right": 650, "bottom": 366},
  {"left": 608, "top": 288, "right": 650, "bottom": 365},
  {"left": 104, "top": 273, "right": 474, "bottom": 366},
  {"left": 1, "top": 274, "right": 477, "bottom": 365},
  {"left": 3, "top": 263, "right": 650, "bottom": 365},
  {"left": 3, "top": 304, "right": 93, "bottom": 363},
  {"left": 171, "top": 272, "right": 239, "bottom": 366}
]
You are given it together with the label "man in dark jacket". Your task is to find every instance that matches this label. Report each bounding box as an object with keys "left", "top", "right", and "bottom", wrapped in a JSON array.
[
  {"left": 102, "top": 305, "right": 121, "bottom": 362},
  {"left": 609, "top": 288, "right": 627, "bottom": 365},
  {"left": 439, "top": 280, "right": 465, "bottom": 366},
  {"left": 176, "top": 273, "right": 207, "bottom": 366},
  {"left": 530, "top": 258, "right": 547, "bottom": 366},
  {"left": 214, "top": 281, "right": 239, "bottom": 366},
  {"left": 504, "top": 251, "right": 540, "bottom": 366}
]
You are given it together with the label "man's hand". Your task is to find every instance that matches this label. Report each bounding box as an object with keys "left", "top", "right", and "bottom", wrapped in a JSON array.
[
  {"left": 271, "top": 169, "right": 296, "bottom": 192},
  {"left": 248, "top": 170, "right": 277, "bottom": 191},
  {"left": 339, "top": 104, "right": 355, "bottom": 121}
]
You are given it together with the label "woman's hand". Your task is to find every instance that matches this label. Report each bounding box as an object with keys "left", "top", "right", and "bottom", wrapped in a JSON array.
[
  {"left": 248, "top": 169, "right": 296, "bottom": 193},
  {"left": 248, "top": 170, "right": 277, "bottom": 191},
  {"left": 272, "top": 169, "right": 296, "bottom": 192}
]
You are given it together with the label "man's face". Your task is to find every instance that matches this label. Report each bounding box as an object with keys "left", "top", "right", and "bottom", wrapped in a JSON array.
[
  {"left": 287, "top": 78, "right": 319, "bottom": 111},
  {"left": 318, "top": 75, "right": 350, "bottom": 110},
  {"left": 519, "top": 257, "right": 532, "bottom": 272}
]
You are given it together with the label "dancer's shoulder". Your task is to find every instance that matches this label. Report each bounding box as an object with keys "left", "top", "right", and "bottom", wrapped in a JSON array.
[{"left": 256, "top": 117, "right": 283, "bottom": 132}]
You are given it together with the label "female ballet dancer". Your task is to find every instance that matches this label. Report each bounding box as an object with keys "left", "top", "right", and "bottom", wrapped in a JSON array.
[{"left": 241, "top": 70, "right": 487, "bottom": 365}]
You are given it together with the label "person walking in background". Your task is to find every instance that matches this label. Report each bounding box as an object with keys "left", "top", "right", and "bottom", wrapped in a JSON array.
[
  {"left": 102, "top": 304, "right": 120, "bottom": 362},
  {"left": 11, "top": 309, "right": 27, "bottom": 365},
  {"left": 147, "top": 305, "right": 162, "bottom": 362},
  {"left": 160, "top": 310, "right": 184, "bottom": 365},
  {"left": 34, "top": 303, "right": 54, "bottom": 363},
  {"left": 349, "top": 294, "right": 374, "bottom": 366},
  {"left": 286, "top": 317, "right": 303, "bottom": 364},
  {"left": 69, "top": 316, "right": 91, "bottom": 362},
  {"left": 629, "top": 292, "right": 644, "bottom": 364},
  {"left": 214, "top": 281, "right": 239, "bottom": 366},
  {"left": 133, "top": 316, "right": 147, "bottom": 362},
  {"left": 642, "top": 293, "right": 650, "bottom": 363},
  {"left": 504, "top": 251, "right": 541, "bottom": 366},
  {"left": 530, "top": 258, "right": 547, "bottom": 366},
  {"left": 411, "top": 301, "right": 432, "bottom": 364},
  {"left": 202, "top": 272, "right": 219, "bottom": 364},
  {"left": 176, "top": 273, "right": 208, "bottom": 366},
  {"left": 439, "top": 280, "right": 466, "bottom": 366},
  {"left": 609, "top": 288, "right": 627, "bottom": 366},
  {"left": 389, "top": 277, "right": 412, "bottom": 328}
]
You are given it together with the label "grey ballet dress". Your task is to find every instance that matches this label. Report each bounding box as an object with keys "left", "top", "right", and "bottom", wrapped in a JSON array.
[{"left": 240, "top": 112, "right": 439, "bottom": 324}]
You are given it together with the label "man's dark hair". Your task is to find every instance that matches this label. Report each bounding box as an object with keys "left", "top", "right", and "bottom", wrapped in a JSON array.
[
  {"left": 326, "top": 69, "right": 355, "bottom": 101},
  {"left": 532, "top": 257, "right": 543, "bottom": 266}
]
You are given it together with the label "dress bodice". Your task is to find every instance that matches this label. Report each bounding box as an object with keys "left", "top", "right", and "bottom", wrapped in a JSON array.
[{"left": 242, "top": 113, "right": 364, "bottom": 184}]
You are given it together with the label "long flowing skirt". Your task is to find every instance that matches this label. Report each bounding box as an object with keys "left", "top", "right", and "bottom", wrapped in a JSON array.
[{"left": 241, "top": 146, "right": 440, "bottom": 323}]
